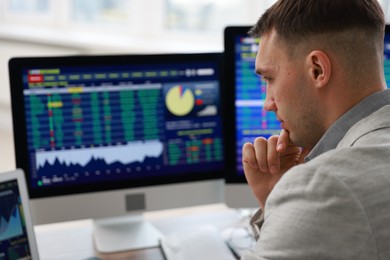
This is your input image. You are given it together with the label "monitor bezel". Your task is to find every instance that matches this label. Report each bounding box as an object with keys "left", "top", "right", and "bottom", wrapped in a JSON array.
[
  {"left": 224, "top": 26, "right": 253, "bottom": 184},
  {"left": 9, "top": 52, "right": 226, "bottom": 199}
]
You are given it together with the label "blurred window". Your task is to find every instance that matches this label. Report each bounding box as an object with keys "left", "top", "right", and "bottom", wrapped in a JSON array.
[
  {"left": 165, "top": 0, "right": 245, "bottom": 33},
  {"left": 71, "top": 0, "right": 133, "bottom": 25},
  {"left": 8, "top": 0, "right": 49, "bottom": 14}
]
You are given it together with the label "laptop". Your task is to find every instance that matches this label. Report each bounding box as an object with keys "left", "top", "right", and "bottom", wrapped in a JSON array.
[{"left": 0, "top": 169, "right": 39, "bottom": 259}]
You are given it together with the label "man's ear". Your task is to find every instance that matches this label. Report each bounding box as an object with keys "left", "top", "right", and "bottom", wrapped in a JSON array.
[{"left": 307, "top": 50, "right": 331, "bottom": 88}]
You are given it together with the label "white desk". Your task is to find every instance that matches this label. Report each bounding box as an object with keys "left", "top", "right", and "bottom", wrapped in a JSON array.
[{"left": 34, "top": 203, "right": 254, "bottom": 260}]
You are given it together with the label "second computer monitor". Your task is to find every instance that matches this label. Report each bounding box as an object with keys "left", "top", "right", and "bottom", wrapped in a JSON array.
[
  {"left": 224, "top": 25, "right": 390, "bottom": 208},
  {"left": 224, "top": 26, "right": 281, "bottom": 208}
]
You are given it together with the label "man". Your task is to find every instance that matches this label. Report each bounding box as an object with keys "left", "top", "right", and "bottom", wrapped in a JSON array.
[{"left": 242, "top": 0, "right": 390, "bottom": 259}]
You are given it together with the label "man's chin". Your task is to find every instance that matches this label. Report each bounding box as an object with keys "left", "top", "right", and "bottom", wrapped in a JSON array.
[{"left": 288, "top": 132, "right": 301, "bottom": 147}]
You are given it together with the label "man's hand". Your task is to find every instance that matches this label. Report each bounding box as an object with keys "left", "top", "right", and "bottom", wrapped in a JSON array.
[{"left": 242, "top": 129, "right": 310, "bottom": 209}]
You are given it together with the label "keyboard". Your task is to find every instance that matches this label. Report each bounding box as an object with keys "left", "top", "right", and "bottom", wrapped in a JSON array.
[{"left": 159, "top": 225, "right": 237, "bottom": 260}]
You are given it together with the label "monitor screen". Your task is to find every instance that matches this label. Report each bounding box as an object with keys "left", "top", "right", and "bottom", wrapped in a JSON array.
[
  {"left": 9, "top": 53, "right": 226, "bottom": 252},
  {"left": 224, "top": 26, "right": 281, "bottom": 208},
  {"left": 227, "top": 27, "right": 281, "bottom": 179},
  {"left": 0, "top": 179, "right": 34, "bottom": 259}
]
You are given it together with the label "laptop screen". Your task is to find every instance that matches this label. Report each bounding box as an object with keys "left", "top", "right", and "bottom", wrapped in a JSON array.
[{"left": 0, "top": 178, "right": 34, "bottom": 259}]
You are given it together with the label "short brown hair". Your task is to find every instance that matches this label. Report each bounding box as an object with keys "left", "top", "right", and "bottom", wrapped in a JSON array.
[
  {"left": 249, "top": 0, "right": 384, "bottom": 44},
  {"left": 250, "top": 0, "right": 385, "bottom": 81}
]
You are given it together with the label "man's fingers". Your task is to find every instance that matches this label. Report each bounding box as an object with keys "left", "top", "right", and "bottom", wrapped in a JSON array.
[
  {"left": 242, "top": 142, "right": 259, "bottom": 170},
  {"left": 243, "top": 133, "right": 294, "bottom": 175},
  {"left": 267, "top": 136, "right": 280, "bottom": 174},
  {"left": 276, "top": 129, "right": 290, "bottom": 152},
  {"left": 253, "top": 137, "right": 269, "bottom": 172}
]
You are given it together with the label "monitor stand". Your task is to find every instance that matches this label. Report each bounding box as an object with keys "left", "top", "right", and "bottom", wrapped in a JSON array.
[{"left": 93, "top": 214, "right": 164, "bottom": 253}]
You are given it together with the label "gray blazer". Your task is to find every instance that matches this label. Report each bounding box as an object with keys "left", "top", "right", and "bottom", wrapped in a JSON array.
[{"left": 243, "top": 105, "right": 390, "bottom": 260}]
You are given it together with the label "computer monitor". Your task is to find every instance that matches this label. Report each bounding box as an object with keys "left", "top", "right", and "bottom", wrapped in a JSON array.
[
  {"left": 8, "top": 53, "right": 225, "bottom": 253},
  {"left": 224, "top": 25, "right": 390, "bottom": 209},
  {"left": 223, "top": 26, "right": 282, "bottom": 208}
]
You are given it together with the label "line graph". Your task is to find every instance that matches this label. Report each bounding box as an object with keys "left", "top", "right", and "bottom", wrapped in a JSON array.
[
  {"left": 0, "top": 205, "right": 23, "bottom": 242},
  {"left": 36, "top": 140, "right": 164, "bottom": 169}
]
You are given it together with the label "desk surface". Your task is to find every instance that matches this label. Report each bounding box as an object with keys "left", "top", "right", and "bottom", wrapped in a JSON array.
[{"left": 34, "top": 203, "right": 251, "bottom": 260}]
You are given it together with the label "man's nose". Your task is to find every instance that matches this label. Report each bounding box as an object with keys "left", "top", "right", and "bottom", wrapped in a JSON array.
[{"left": 263, "top": 94, "right": 276, "bottom": 111}]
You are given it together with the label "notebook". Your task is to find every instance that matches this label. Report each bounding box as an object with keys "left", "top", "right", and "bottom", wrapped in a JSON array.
[
  {"left": 0, "top": 169, "right": 40, "bottom": 259},
  {"left": 159, "top": 225, "right": 237, "bottom": 260}
]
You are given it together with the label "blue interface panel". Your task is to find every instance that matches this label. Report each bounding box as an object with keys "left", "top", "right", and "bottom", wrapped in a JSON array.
[
  {"left": 234, "top": 36, "right": 281, "bottom": 175},
  {"left": 21, "top": 60, "right": 223, "bottom": 189},
  {"left": 384, "top": 34, "right": 390, "bottom": 87},
  {"left": 0, "top": 180, "right": 32, "bottom": 259}
]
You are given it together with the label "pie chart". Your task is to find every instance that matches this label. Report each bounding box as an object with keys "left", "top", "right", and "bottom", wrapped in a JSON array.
[{"left": 166, "top": 85, "right": 195, "bottom": 116}]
